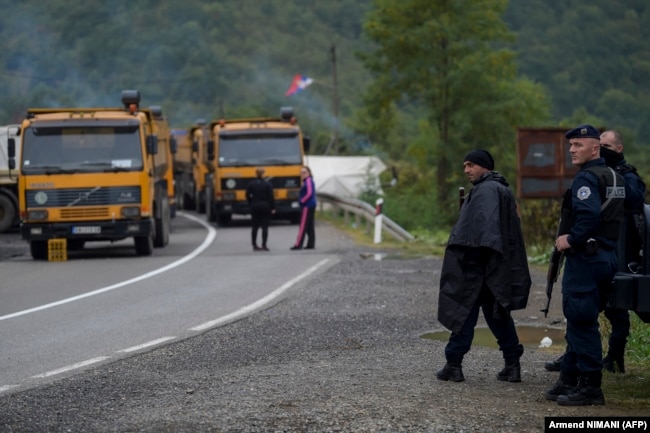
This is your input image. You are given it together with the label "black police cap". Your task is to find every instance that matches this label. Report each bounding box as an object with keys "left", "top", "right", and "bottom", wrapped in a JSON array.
[{"left": 565, "top": 124, "right": 600, "bottom": 139}]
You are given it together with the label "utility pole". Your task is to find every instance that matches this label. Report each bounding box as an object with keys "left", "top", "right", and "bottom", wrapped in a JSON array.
[
  {"left": 330, "top": 44, "right": 339, "bottom": 154},
  {"left": 322, "top": 44, "right": 341, "bottom": 156}
]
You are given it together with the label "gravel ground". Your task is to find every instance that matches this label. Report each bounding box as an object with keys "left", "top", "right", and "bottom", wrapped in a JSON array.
[{"left": 0, "top": 226, "right": 647, "bottom": 432}]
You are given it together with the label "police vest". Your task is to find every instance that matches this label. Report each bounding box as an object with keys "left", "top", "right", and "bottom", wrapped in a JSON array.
[{"left": 559, "top": 165, "right": 625, "bottom": 241}]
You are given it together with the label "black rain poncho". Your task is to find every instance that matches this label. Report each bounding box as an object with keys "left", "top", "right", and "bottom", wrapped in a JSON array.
[{"left": 438, "top": 172, "right": 531, "bottom": 333}]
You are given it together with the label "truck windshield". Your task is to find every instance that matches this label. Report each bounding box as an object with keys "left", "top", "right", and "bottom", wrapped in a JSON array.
[
  {"left": 218, "top": 133, "right": 302, "bottom": 167},
  {"left": 21, "top": 126, "right": 143, "bottom": 174}
]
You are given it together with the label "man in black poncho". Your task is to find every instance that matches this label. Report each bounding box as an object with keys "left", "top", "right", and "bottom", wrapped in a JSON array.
[{"left": 437, "top": 149, "right": 531, "bottom": 383}]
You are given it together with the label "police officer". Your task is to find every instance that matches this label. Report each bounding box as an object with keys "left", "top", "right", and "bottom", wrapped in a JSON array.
[
  {"left": 544, "top": 130, "right": 646, "bottom": 374},
  {"left": 544, "top": 124, "right": 625, "bottom": 406},
  {"left": 599, "top": 130, "right": 646, "bottom": 373}
]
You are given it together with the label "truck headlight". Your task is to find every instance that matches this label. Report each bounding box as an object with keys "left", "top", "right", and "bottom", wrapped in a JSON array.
[
  {"left": 27, "top": 210, "right": 48, "bottom": 220},
  {"left": 121, "top": 206, "right": 141, "bottom": 218},
  {"left": 287, "top": 190, "right": 300, "bottom": 199},
  {"left": 222, "top": 192, "right": 236, "bottom": 201}
]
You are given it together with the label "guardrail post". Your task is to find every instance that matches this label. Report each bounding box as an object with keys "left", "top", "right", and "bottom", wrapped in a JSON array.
[{"left": 374, "top": 198, "right": 384, "bottom": 244}]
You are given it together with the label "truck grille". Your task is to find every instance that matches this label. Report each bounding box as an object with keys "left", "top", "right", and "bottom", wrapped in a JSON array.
[
  {"left": 60, "top": 208, "right": 111, "bottom": 219},
  {"left": 221, "top": 176, "right": 301, "bottom": 190},
  {"left": 26, "top": 186, "right": 141, "bottom": 208}
]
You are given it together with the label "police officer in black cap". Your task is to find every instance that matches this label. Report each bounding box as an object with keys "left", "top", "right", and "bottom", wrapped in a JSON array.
[
  {"left": 545, "top": 130, "right": 646, "bottom": 374},
  {"left": 544, "top": 125, "right": 625, "bottom": 406}
]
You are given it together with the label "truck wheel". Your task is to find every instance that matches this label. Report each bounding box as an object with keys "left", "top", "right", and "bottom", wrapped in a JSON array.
[
  {"left": 184, "top": 192, "right": 195, "bottom": 210},
  {"left": 30, "top": 240, "right": 48, "bottom": 260},
  {"left": 0, "top": 194, "right": 17, "bottom": 233},
  {"left": 205, "top": 186, "right": 217, "bottom": 222},
  {"left": 196, "top": 190, "right": 206, "bottom": 214},
  {"left": 134, "top": 233, "right": 154, "bottom": 256},
  {"left": 154, "top": 198, "right": 171, "bottom": 247}
]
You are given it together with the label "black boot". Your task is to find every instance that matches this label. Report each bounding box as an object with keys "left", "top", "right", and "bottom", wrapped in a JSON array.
[
  {"left": 544, "top": 353, "right": 564, "bottom": 372},
  {"left": 557, "top": 372, "right": 605, "bottom": 406},
  {"left": 544, "top": 372, "right": 577, "bottom": 401},
  {"left": 497, "top": 361, "right": 521, "bottom": 382},
  {"left": 603, "top": 351, "right": 625, "bottom": 373},
  {"left": 436, "top": 363, "right": 465, "bottom": 382}
]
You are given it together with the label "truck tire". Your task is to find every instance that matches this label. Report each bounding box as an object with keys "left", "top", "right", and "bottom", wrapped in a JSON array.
[
  {"left": 196, "top": 190, "right": 206, "bottom": 214},
  {"left": 184, "top": 191, "right": 195, "bottom": 210},
  {"left": 154, "top": 198, "right": 171, "bottom": 247},
  {"left": 206, "top": 186, "right": 217, "bottom": 223},
  {"left": 0, "top": 193, "right": 17, "bottom": 233},
  {"left": 30, "top": 240, "right": 48, "bottom": 260},
  {"left": 134, "top": 233, "right": 154, "bottom": 256}
]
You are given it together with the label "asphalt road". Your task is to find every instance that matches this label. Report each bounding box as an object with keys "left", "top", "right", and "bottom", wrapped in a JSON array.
[
  {"left": 0, "top": 212, "right": 342, "bottom": 394},
  {"left": 1, "top": 217, "right": 647, "bottom": 432}
]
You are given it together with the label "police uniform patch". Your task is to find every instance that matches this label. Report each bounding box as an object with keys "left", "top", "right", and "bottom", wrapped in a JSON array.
[{"left": 577, "top": 186, "right": 591, "bottom": 200}]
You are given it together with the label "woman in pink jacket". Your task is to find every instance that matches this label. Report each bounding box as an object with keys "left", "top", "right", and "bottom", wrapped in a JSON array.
[{"left": 291, "top": 166, "right": 316, "bottom": 250}]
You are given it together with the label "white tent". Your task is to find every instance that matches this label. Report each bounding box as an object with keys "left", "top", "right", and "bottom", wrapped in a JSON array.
[{"left": 304, "top": 155, "right": 386, "bottom": 198}]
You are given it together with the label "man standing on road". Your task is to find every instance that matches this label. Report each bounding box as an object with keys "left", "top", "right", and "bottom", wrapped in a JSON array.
[
  {"left": 246, "top": 167, "right": 276, "bottom": 251},
  {"left": 544, "top": 125, "right": 625, "bottom": 406},
  {"left": 437, "top": 149, "right": 531, "bottom": 383}
]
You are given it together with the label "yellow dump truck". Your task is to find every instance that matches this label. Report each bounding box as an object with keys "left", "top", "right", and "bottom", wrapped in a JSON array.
[
  {"left": 150, "top": 106, "right": 177, "bottom": 219},
  {"left": 205, "top": 107, "right": 310, "bottom": 226},
  {"left": 172, "top": 120, "right": 213, "bottom": 213},
  {"left": 8, "top": 90, "right": 174, "bottom": 259}
]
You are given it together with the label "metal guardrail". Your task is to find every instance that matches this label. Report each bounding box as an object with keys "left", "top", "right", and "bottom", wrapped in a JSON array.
[{"left": 316, "top": 192, "right": 414, "bottom": 242}]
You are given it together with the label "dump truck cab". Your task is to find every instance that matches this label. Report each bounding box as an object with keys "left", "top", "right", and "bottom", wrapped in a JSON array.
[
  {"left": 206, "top": 107, "right": 310, "bottom": 226},
  {"left": 12, "top": 90, "right": 172, "bottom": 259}
]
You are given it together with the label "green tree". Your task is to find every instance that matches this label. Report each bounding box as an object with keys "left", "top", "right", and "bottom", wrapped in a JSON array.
[{"left": 361, "top": 0, "right": 549, "bottom": 222}]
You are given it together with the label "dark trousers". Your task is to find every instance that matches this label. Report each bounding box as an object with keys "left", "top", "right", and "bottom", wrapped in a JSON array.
[
  {"left": 251, "top": 211, "right": 270, "bottom": 247},
  {"left": 444, "top": 285, "right": 523, "bottom": 366},
  {"left": 560, "top": 249, "right": 617, "bottom": 374},
  {"left": 294, "top": 207, "right": 315, "bottom": 248},
  {"left": 562, "top": 289, "right": 602, "bottom": 374}
]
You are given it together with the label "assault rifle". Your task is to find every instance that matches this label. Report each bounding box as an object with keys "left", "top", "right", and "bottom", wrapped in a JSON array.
[
  {"left": 541, "top": 246, "right": 565, "bottom": 317},
  {"left": 459, "top": 187, "right": 465, "bottom": 210}
]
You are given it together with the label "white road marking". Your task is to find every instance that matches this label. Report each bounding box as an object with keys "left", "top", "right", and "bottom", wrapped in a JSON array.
[
  {"left": 0, "top": 212, "right": 216, "bottom": 322},
  {"left": 190, "top": 258, "right": 333, "bottom": 332},
  {"left": 31, "top": 356, "right": 111, "bottom": 378},
  {"left": 0, "top": 217, "right": 334, "bottom": 393},
  {"left": 117, "top": 336, "right": 177, "bottom": 353},
  {"left": 0, "top": 385, "right": 19, "bottom": 393}
]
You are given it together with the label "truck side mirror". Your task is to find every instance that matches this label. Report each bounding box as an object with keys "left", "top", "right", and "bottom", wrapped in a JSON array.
[
  {"left": 8, "top": 138, "right": 15, "bottom": 158},
  {"left": 146, "top": 135, "right": 158, "bottom": 155},
  {"left": 170, "top": 136, "right": 177, "bottom": 154},
  {"left": 303, "top": 136, "right": 311, "bottom": 153},
  {"left": 207, "top": 140, "right": 215, "bottom": 160}
]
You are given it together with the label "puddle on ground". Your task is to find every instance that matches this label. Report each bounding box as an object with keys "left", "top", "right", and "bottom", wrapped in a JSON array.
[
  {"left": 359, "top": 252, "right": 430, "bottom": 261},
  {"left": 421, "top": 326, "right": 566, "bottom": 349}
]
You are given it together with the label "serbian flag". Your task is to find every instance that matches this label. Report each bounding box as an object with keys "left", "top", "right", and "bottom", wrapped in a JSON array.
[{"left": 285, "top": 74, "right": 314, "bottom": 96}]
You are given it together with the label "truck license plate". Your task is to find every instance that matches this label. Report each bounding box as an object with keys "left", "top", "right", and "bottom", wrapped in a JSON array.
[{"left": 72, "top": 226, "right": 101, "bottom": 234}]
